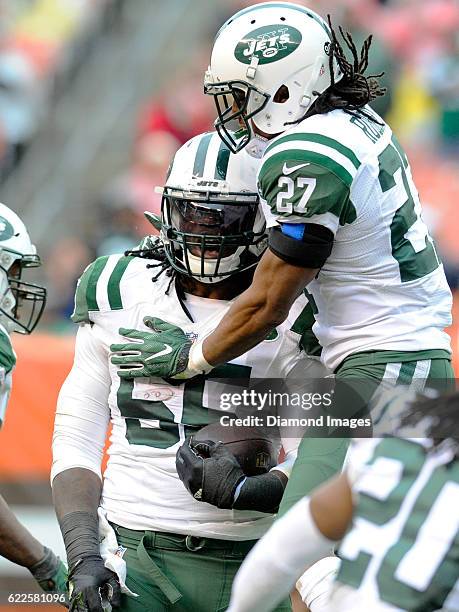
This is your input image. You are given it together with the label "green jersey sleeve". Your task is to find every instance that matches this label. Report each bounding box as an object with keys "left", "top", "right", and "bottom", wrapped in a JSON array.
[
  {"left": 0, "top": 328, "right": 14, "bottom": 427},
  {"left": 258, "top": 142, "right": 358, "bottom": 233},
  {"left": 0, "top": 328, "right": 16, "bottom": 374}
]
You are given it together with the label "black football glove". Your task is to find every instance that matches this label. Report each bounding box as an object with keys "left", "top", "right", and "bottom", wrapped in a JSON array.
[
  {"left": 176, "top": 439, "right": 245, "bottom": 509},
  {"left": 68, "top": 555, "right": 121, "bottom": 612}
]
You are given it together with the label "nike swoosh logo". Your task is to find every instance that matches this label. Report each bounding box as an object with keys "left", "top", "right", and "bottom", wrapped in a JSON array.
[
  {"left": 282, "top": 162, "right": 310, "bottom": 175},
  {"left": 144, "top": 344, "right": 173, "bottom": 362}
]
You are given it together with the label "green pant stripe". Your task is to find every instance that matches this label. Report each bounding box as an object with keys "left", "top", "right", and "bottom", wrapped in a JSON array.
[{"left": 397, "top": 361, "right": 417, "bottom": 384}]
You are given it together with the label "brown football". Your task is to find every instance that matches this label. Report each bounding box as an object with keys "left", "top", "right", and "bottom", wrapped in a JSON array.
[{"left": 193, "top": 423, "right": 279, "bottom": 476}]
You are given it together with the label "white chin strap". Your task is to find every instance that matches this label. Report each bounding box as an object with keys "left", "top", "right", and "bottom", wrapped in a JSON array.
[
  {"left": 245, "top": 133, "right": 270, "bottom": 159},
  {"left": 186, "top": 249, "right": 242, "bottom": 284}
]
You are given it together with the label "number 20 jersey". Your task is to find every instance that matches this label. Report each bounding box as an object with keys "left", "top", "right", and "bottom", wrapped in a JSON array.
[
  {"left": 258, "top": 108, "right": 452, "bottom": 371},
  {"left": 68, "top": 255, "right": 310, "bottom": 539}
]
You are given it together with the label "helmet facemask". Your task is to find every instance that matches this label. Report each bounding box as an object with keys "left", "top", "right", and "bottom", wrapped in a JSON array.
[
  {"left": 204, "top": 78, "right": 270, "bottom": 153},
  {"left": 0, "top": 250, "right": 46, "bottom": 334},
  {"left": 161, "top": 187, "right": 266, "bottom": 284}
]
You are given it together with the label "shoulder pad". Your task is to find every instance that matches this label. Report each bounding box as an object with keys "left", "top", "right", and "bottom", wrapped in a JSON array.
[{"left": 71, "top": 255, "right": 135, "bottom": 324}]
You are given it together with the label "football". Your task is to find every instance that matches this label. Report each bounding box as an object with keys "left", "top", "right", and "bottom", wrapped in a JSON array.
[{"left": 193, "top": 422, "right": 279, "bottom": 476}]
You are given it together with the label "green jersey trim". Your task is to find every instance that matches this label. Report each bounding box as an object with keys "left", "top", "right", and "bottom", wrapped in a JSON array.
[
  {"left": 107, "top": 256, "right": 134, "bottom": 310},
  {"left": 86, "top": 257, "right": 109, "bottom": 312},
  {"left": 290, "top": 290, "right": 322, "bottom": 356},
  {"left": 0, "top": 328, "right": 15, "bottom": 373},
  {"left": 260, "top": 149, "right": 354, "bottom": 188},
  {"left": 265, "top": 133, "right": 361, "bottom": 170},
  {"left": 72, "top": 256, "right": 109, "bottom": 323},
  {"left": 337, "top": 349, "right": 452, "bottom": 371},
  {"left": 72, "top": 255, "right": 135, "bottom": 323}
]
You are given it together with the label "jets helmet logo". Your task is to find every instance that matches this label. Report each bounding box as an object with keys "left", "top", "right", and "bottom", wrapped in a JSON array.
[
  {"left": 234, "top": 25, "right": 302, "bottom": 65},
  {"left": 0, "top": 216, "right": 14, "bottom": 240}
]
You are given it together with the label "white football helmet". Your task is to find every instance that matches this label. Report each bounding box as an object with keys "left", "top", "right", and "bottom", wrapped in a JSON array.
[
  {"left": 158, "top": 131, "right": 266, "bottom": 283},
  {"left": 204, "top": 2, "right": 341, "bottom": 152},
  {"left": 0, "top": 203, "right": 46, "bottom": 334}
]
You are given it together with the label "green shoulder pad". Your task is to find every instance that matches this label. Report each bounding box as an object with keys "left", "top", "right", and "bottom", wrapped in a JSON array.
[
  {"left": 0, "top": 328, "right": 16, "bottom": 373},
  {"left": 259, "top": 152, "right": 356, "bottom": 228},
  {"left": 71, "top": 255, "right": 134, "bottom": 324}
]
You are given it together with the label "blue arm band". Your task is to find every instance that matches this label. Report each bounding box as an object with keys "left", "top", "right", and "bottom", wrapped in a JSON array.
[{"left": 281, "top": 223, "right": 306, "bottom": 241}]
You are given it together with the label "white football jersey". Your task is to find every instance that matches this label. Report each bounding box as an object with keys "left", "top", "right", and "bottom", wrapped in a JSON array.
[
  {"left": 258, "top": 108, "right": 452, "bottom": 371},
  {"left": 329, "top": 436, "right": 459, "bottom": 611},
  {"left": 63, "top": 254, "right": 315, "bottom": 539}
]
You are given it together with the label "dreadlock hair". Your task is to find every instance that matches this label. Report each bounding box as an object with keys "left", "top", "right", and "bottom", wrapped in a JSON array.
[
  {"left": 401, "top": 390, "right": 459, "bottom": 460},
  {"left": 289, "top": 15, "right": 386, "bottom": 126},
  {"left": 125, "top": 237, "right": 176, "bottom": 294}
]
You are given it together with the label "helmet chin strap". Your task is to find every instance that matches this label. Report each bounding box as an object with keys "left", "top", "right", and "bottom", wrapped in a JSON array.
[{"left": 245, "top": 132, "right": 270, "bottom": 159}]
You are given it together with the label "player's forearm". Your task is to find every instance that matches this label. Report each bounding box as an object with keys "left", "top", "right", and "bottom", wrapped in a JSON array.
[
  {"left": 0, "top": 494, "right": 44, "bottom": 567},
  {"left": 201, "top": 250, "right": 317, "bottom": 366},
  {"left": 202, "top": 291, "right": 289, "bottom": 365},
  {"left": 53, "top": 468, "right": 102, "bottom": 568}
]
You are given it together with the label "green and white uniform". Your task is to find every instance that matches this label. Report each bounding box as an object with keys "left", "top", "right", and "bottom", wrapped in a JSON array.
[
  {"left": 331, "top": 436, "right": 459, "bottom": 611},
  {"left": 258, "top": 107, "right": 452, "bottom": 372},
  {"left": 261, "top": 108, "right": 455, "bottom": 519},
  {"left": 53, "top": 254, "right": 313, "bottom": 540},
  {"left": 0, "top": 324, "right": 16, "bottom": 428}
]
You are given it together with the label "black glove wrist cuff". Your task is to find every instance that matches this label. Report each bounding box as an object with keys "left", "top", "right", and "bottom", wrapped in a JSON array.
[
  {"left": 59, "top": 511, "right": 100, "bottom": 569},
  {"left": 232, "top": 472, "right": 286, "bottom": 513}
]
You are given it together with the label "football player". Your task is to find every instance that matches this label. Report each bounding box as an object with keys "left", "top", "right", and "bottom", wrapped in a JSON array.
[
  {"left": 52, "top": 131, "right": 322, "bottom": 612},
  {"left": 227, "top": 388, "right": 459, "bottom": 612},
  {"left": 0, "top": 204, "right": 67, "bottom": 599},
  {"left": 110, "top": 2, "right": 454, "bottom": 519}
]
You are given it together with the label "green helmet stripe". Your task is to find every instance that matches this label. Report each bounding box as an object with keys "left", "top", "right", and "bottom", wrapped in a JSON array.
[
  {"left": 265, "top": 133, "right": 361, "bottom": 170},
  {"left": 193, "top": 133, "right": 213, "bottom": 177},
  {"left": 107, "top": 256, "right": 133, "bottom": 310},
  {"left": 215, "top": 140, "right": 230, "bottom": 179},
  {"left": 217, "top": 3, "right": 331, "bottom": 40}
]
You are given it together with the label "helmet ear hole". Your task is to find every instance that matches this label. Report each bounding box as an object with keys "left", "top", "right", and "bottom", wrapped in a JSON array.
[{"left": 273, "top": 85, "right": 289, "bottom": 103}]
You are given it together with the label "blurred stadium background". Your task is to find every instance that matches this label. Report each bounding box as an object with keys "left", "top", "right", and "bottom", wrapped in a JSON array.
[{"left": 0, "top": 0, "right": 457, "bottom": 609}]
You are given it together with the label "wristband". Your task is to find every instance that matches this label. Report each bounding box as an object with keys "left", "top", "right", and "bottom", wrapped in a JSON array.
[
  {"left": 232, "top": 472, "right": 286, "bottom": 513},
  {"left": 59, "top": 511, "right": 100, "bottom": 569},
  {"left": 188, "top": 338, "right": 213, "bottom": 375}
]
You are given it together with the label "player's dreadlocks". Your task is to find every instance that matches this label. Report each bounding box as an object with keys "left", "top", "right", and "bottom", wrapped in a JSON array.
[
  {"left": 289, "top": 15, "right": 386, "bottom": 125},
  {"left": 125, "top": 237, "right": 176, "bottom": 294},
  {"left": 401, "top": 391, "right": 459, "bottom": 459}
]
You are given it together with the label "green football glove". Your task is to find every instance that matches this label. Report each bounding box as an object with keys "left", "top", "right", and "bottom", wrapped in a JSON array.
[{"left": 110, "top": 317, "right": 212, "bottom": 380}]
